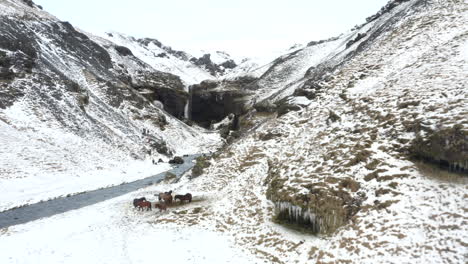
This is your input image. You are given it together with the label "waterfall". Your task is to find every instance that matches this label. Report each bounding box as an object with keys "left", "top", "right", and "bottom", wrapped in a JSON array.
[
  {"left": 184, "top": 101, "right": 189, "bottom": 120},
  {"left": 184, "top": 86, "right": 192, "bottom": 120}
]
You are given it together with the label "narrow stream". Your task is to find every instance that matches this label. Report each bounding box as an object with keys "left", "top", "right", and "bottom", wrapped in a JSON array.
[{"left": 0, "top": 154, "right": 199, "bottom": 229}]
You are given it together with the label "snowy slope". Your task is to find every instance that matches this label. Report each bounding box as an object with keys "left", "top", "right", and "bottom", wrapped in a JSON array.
[
  {"left": 0, "top": 189, "right": 263, "bottom": 264},
  {"left": 95, "top": 32, "right": 216, "bottom": 85},
  {"left": 227, "top": 0, "right": 430, "bottom": 108},
  {"left": 112, "top": 0, "right": 467, "bottom": 263},
  {"left": 0, "top": 0, "right": 221, "bottom": 211},
  {"left": 0, "top": 0, "right": 467, "bottom": 263}
]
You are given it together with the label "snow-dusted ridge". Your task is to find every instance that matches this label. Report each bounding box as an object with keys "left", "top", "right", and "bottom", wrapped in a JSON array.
[{"left": 94, "top": 32, "right": 215, "bottom": 85}]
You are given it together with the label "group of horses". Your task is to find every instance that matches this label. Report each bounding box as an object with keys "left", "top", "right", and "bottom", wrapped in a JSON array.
[{"left": 133, "top": 190, "right": 192, "bottom": 212}]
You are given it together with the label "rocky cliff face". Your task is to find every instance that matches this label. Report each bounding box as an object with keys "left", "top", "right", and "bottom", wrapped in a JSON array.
[
  {"left": 0, "top": 0, "right": 220, "bottom": 185},
  {"left": 93, "top": 32, "right": 249, "bottom": 125},
  {"left": 189, "top": 76, "right": 256, "bottom": 128}
]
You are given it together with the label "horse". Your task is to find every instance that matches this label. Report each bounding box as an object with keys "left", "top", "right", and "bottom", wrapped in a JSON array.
[
  {"left": 154, "top": 203, "right": 167, "bottom": 212},
  {"left": 136, "top": 200, "right": 152, "bottom": 211},
  {"left": 174, "top": 193, "right": 192, "bottom": 203},
  {"left": 158, "top": 191, "right": 173, "bottom": 204},
  {"left": 133, "top": 197, "right": 147, "bottom": 208}
]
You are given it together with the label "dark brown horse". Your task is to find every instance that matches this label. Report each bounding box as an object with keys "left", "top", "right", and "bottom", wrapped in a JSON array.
[
  {"left": 154, "top": 203, "right": 167, "bottom": 212},
  {"left": 174, "top": 193, "right": 192, "bottom": 203},
  {"left": 158, "top": 191, "right": 173, "bottom": 204},
  {"left": 133, "top": 197, "right": 147, "bottom": 208},
  {"left": 136, "top": 200, "right": 152, "bottom": 211}
]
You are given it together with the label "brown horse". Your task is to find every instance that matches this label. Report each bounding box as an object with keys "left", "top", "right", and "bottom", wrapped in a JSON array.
[
  {"left": 174, "top": 193, "right": 192, "bottom": 203},
  {"left": 154, "top": 203, "right": 167, "bottom": 212},
  {"left": 136, "top": 200, "right": 152, "bottom": 211},
  {"left": 133, "top": 197, "right": 146, "bottom": 208},
  {"left": 158, "top": 191, "right": 173, "bottom": 204}
]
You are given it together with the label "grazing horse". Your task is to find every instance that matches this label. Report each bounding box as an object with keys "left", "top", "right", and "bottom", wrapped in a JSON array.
[
  {"left": 136, "top": 200, "right": 152, "bottom": 211},
  {"left": 133, "top": 197, "right": 147, "bottom": 208},
  {"left": 174, "top": 193, "right": 192, "bottom": 203},
  {"left": 154, "top": 203, "right": 167, "bottom": 212},
  {"left": 158, "top": 191, "right": 173, "bottom": 204}
]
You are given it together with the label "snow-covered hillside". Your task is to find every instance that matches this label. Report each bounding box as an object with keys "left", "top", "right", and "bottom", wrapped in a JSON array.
[
  {"left": 0, "top": 0, "right": 467, "bottom": 263},
  {"left": 95, "top": 32, "right": 214, "bottom": 85},
  {"left": 0, "top": 0, "right": 221, "bottom": 211},
  {"left": 94, "top": 32, "right": 256, "bottom": 85},
  {"left": 118, "top": 0, "right": 467, "bottom": 263}
]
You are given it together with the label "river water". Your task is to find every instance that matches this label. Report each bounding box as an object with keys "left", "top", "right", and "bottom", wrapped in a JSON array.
[{"left": 0, "top": 154, "right": 199, "bottom": 229}]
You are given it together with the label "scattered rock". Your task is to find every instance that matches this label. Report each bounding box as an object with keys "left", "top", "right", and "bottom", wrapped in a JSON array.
[
  {"left": 169, "top": 156, "right": 184, "bottom": 164},
  {"left": 346, "top": 33, "right": 367, "bottom": 49},
  {"left": 114, "top": 45, "right": 133, "bottom": 57},
  {"left": 259, "top": 131, "right": 282, "bottom": 141}
]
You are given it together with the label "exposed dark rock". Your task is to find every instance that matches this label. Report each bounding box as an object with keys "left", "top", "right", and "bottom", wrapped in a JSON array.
[
  {"left": 253, "top": 101, "right": 277, "bottom": 113},
  {"left": 233, "top": 75, "right": 258, "bottom": 86},
  {"left": 138, "top": 38, "right": 190, "bottom": 61},
  {"left": 132, "top": 71, "right": 188, "bottom": 119},
  {"left": 365, "top": 0, "right": 411, "bottom": 23},
  {"left": 0, "top": 68, "right": 14, "bottom": 80},
  {"left": 276, "top": 98, "right": 302, "bottom": 117},
  {"left": 0, "top": 51, "right": 14, "bottom": 81},
  {"left": 21, "top": 0, "right": 34, "bottom": 7},
  {"left": 190, "top": 80, "right": 252, "bottom": 128},
  {"left": 156, "top": 53, "right": 169, "bottom": 58},
  {"left": 211, "top": 113, "right": 240, "bottom": 139},
  {"left": 190, "top": 54, "right": 219, "bottom": 75},
  {"left": 293, "top": 80, "right": 322, "bottom": 100},
  {"left": 346, "top": 33, "right": 367, "bottom": 49},
  {"left": 191, "top": 155, "right": 211, "bottom": 179},
  {"left": 0, "top": 85, "right": 25, "bottom": 109},
  {"left": 50, "top": 21, "right": 113, "bottom": 73},
  {"left": 190, "top": 54, "right": 237, "bottom": 76},
  {"left": 220, "top": 59, "right": 237, "bottom": 69},
  {"left": 259, "top": 131, "right": 282, "bottom": 141},
  {"left": 307, "top": 36, "right": 340, "bottom": 47},
  {"left": 114, "top": 45, "right": 133, "bottom": 57},
  {"left": 398, "top": 100, "right": 420, "bottom": 109},
  {"left": 267, "top": 169, "right": 363, "bottom": 234},
  {"left": 408, "top": 124, "right": 468, "bottom": 173},
  {"left": 138, "top": 38, "right": 163, "bottom": 48},
  {"left": 169, "top": 156, "right": 184, "bottom": 164},
  {"left": 0, "top": 19, "right": 37, "bottom": 66},
  {"left": 327, "top": 110, "right": 341, "bottom": 123},
  {"left": 149, "top": 139, "right": 173, "bottom": 156}
]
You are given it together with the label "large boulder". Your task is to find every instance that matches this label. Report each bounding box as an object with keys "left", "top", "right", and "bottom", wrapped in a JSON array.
[
  {"left": 169, "top": 156, "right": 184, "bottom": 164},
  {"left": 114, "top": 45, "right": 133, "bottom": 57}
]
